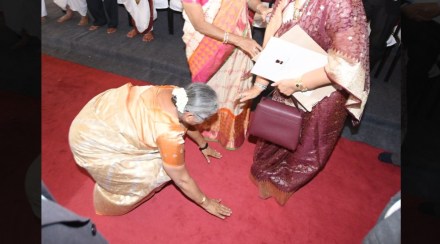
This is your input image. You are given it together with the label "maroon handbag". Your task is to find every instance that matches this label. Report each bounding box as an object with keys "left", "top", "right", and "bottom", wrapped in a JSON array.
[{"left": 248, "top": 95, "right": 303, "bottom": 151}]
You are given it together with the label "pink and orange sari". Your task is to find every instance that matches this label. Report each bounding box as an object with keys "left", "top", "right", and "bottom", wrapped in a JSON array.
[{"left": 182, "top": 0, "right": 254, "bottom": 149}]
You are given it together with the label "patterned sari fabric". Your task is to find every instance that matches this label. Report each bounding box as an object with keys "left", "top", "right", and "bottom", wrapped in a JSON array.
[
  {"left": 69, "top": 84, "right": 186, "bottom": 215},
  {"left": 251, "top": 0, "right": 370, "bottom": 205},
  {"left": 182, "top": 0, "right": 254, "bottom": 150}
]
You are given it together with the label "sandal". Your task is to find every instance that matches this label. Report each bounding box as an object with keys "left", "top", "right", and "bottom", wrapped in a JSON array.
[{"left": 142, "top": 31, "right": 154, "bottom": 42}]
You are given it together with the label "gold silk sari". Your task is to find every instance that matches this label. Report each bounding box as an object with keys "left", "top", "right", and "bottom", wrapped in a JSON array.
[{"left": 69, "top": 84, "right": 186, "bottom": 215}]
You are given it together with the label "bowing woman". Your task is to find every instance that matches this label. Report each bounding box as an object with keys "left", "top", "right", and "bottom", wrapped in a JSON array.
[{"left": 69, "top": 83, "right": 232, "bottom": 219}]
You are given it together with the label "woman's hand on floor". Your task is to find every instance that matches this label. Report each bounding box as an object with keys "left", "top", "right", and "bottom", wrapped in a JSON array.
[
  {"left": 201, "top": 146, "right": 222, "bottom": 163},
  {"left": 201, "top": 198, "right": 232, "bottom": 219}
]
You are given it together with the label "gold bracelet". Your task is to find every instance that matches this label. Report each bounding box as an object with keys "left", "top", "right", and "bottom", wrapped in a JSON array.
[
  {"left": 294, "top": 77, "right": 308, "bottom": 92},
  {"left": 199, "top": 195, "right": 207, "bottom": 205}
]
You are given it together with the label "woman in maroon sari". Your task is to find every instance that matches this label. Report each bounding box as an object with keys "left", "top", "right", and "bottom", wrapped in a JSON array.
[{"left": 239, "top": 0, "right": 370, "bottom": 205}]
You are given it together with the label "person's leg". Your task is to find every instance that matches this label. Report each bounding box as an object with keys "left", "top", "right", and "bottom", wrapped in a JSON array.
[
  {"left": 57, "top": 5, "right": 73, "bottom": 23},
  {"left": 77, "top": 14, "right": 89, "bottom": 26},
  {"left": 126, "top": 17, "right": 139, "bottom": 38},
  {"left": 86, "top": 0, "right": 107, "bottom": 30},
  {"left": 103, "top": 0, "right": 118, "bottom": 33},
  {"left": 141, "top": 0, "right": 155, "bottom": 42},
  {"left": 365, "top": 0, "right": 400, "bottom": 69}
]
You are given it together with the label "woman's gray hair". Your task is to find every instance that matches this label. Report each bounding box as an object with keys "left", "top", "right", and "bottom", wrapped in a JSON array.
[{"left": 173, "top": 83, "right": 218, "bottom": 123}]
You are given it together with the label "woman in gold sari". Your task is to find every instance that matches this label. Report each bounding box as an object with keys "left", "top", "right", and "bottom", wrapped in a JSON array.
[
  {"left": 69, "top": 83, "right": 232, "bottom": 219},
  {"left": 240, "top": 0, "right": 370, "bottom": 205},
  {"left": 182, "top": 0, "right": 272, "bottom": 150}
]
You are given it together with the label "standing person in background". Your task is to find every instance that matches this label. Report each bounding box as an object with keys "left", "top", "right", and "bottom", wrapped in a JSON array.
[
  {"left": 182, "top": 0, "right": 272, "bottom": 150},
  {"left": 54, "top": 0, "right": 89, "bottom": 26},
  {"left": 362, "top": 0, "right": 401, "bottom": 69},
  {"left": 121, "top": 0, "right": 156, "bottom": 42},
  {"left": 86, "top": 0, "right": 118, "bottom": 34},
  {"left": 42, "top": 0, "right": 47, "bottom": 23},
  {"left": 239, "top": 0, "right": 370, "bottom": 205},
  {"left": 401, "top": 0, "right": 440, "bottom": 110}
]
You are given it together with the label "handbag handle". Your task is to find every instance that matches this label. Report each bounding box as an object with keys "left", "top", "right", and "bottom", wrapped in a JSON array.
[{"left": 263, "top": 86, "right": 307, "bottom": 111}]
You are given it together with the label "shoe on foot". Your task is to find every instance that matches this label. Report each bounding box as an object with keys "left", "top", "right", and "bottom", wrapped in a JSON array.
[{"left": 378, "top": 152, "right": 393, "bottom": 164}]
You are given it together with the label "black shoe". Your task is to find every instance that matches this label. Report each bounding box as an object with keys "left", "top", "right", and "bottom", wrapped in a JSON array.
[{"left": 378, "top": 152, "right": 393, "bottom": 164}]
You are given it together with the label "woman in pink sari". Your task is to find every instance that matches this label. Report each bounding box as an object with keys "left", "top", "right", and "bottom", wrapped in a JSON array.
[
  {"left": 182, "top": 0, "right": 271, "bottom": 150},
  {"left": 240, "top": 0, "right": 370, "bottom": 205}
]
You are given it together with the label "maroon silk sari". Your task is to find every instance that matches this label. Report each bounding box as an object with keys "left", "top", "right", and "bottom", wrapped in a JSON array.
[{"left": 251, "top": 0, "right": 369, "bottom": 205}]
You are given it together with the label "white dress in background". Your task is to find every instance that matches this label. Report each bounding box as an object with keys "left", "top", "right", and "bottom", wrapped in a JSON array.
[
  {"left": 42, "top": 0, "right": 47, "bottom": 17},
  {"left": 118, "top": 0, "right": 157, "bottom": 33},
  {"left": 54, "top": 0, "right": 88, "bottom": 17}
]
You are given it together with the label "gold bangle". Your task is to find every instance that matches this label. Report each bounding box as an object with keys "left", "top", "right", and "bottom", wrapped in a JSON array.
[
  {"left": 295, "top": 77, "right": 308, "bottom": 92},
  {"left": 199, "top": 195, "right": 207, "bottom": 205}
]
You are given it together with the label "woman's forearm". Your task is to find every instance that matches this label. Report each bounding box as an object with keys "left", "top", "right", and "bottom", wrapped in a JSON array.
[
  {"left": 186, "top": 128, "right": 206, "bottom": 148},
  {"left": 163, "top": 164, "right": 207, "bottom": 207},
  {"left": 247, "top": 0, "right": 265, "bottom": 14},
  {"left": 183, "top": 3, "right": 242, "bottom": 46},
  {"left": 301, "top": 67, "right": 332, "bottom": 90}
]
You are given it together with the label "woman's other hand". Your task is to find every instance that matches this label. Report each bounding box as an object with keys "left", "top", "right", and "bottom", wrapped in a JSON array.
[
  {"left": 236, "top": 76, "right": 268, "bottom": 102},
  {"left": 201, "top": 146, "right": 222, "bottom": 163},
  {"left": 260, "top": 6, "right": 273, "bottom": 23},
  {"left": 236, "top": 86, "right": 263, "bottom": 102},
  {"left": 235, "top": 37, "right": 262, "bottom": 59},
  {"left": 201, "top": 198, "right": 232, "bottom": 219}
]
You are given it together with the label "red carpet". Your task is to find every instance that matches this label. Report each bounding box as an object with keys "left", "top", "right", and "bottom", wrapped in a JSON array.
[{"left": 42, "top": 54, "right": 400, "bottom": 243}]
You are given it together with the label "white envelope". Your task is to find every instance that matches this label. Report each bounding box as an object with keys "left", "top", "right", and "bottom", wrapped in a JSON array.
[{"left": 251, "top": 26, "right": 337, "bottom": 112}]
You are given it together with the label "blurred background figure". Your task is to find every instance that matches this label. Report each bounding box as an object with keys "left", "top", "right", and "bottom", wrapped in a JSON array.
[
  {"left": 121, "top": 0, "right": 156, "bottom": 42},
  {"left": 42, "top": 0, "right": 47, "bottom": 23},
  {"left": 362, "top": 0, "right": 401, "bottom": 69},
  {"left": 53, "top": 0, "right": 89, "bottom": 26},
  {"left": 86, "top": 0, "right": 119, "bottom": 33}
]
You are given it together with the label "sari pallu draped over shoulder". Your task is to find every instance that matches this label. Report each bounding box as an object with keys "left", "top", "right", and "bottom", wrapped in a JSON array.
[{"left": 182, "top": 0, "right": 248, "bottom": 82}]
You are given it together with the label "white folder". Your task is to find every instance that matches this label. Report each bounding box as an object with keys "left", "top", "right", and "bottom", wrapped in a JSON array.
[{"left": 251, "top": 25, "right": 337, "bottom": 112}]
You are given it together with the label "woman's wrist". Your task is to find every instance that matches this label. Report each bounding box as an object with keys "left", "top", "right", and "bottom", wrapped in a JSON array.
[
  {"left": 293, "top": 76, "right": 308, "bottom": 92},
  {"left": 199, "top": 142, "right": 209, "bottom": 151},
  {"left": 254, "top": 82, "right": 267, "bottom": 91},
  {"left": 199, "top": 195, "right": 209, "bottom": 208},
  {"left": 256, "top": 3, "right": 264, "bottom": 14}
]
